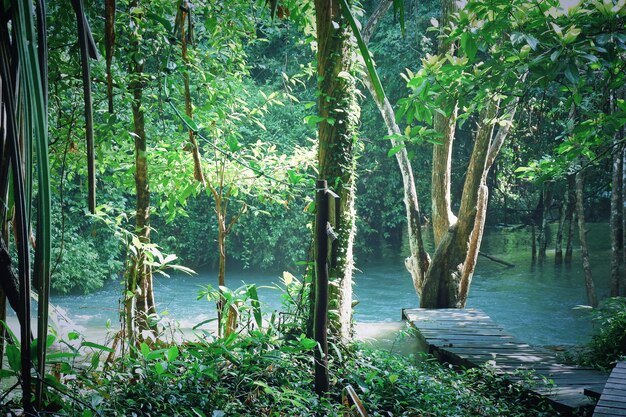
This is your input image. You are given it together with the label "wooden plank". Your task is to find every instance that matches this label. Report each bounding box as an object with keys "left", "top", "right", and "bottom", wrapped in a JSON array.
[
  {"left": 594, "top": 407, "right": 626, "bottom": 417},
  {"left": 599, "top": 388, "right": 626, "bottom": 397},
  {"left": 405, "top": 308, "right": 610, "bottom": 414},
  {"left": 598, "top": 399, "right": 626, "bottom": 409},
  {"left": 593, "top": 362, "right": 626, "bottom": 417}
]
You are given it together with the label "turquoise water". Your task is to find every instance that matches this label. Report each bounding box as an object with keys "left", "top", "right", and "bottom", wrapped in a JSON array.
[{"left": 7, "top": 223, "right": 613, "bottom": 347}]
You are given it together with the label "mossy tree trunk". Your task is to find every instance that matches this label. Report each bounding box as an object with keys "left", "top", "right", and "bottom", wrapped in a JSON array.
[
  {"left": 622, "top": 144, "right": 626, "bottom": 296},
  {"left": 538, "top": 183, "right": 553, "bottom": 262},
  {"left": 127, "top": 1, "right": 156, "bottom": 342},
  {"left": 611, "top": 142, "right": 623, "bottom": 297},
  {"left": 315, "top": 0, "right": 360, "bottom": 339},
  {"left": 564, "top": 175, "right": 576, "bottom": 263},
  {"left": 575, "top": 168, "right": 598, "bottom": 307}
]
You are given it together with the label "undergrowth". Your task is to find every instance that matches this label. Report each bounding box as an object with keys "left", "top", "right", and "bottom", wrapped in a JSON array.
[
  {"left": 0, "top": 330, "right": 560, "bottom": 416},
  {"left": 566, "top": 297, "right": 626, "bottom": 370},
  {"left": 1, "top": 279, "right": 563, "bottom": 416}
]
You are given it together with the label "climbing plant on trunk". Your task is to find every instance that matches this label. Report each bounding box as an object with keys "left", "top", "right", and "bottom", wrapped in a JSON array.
[
  {"left": 126, "top": 0, "right": 157, "bottom": 340},
  {"left": 314, "top": 0, "right": 361, "bottom": 339}
]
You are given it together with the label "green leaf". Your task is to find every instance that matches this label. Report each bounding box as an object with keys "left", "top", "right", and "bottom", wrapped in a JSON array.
[
  {"left": 387, "top": 144, "right": 405, "bottom": 158},
  {"left": 226, "top": 135, "right": 241, "bottom": 152},
  {"left": 192, "top": 408, "right": 207, "bottom": 417},
  {"left": 287, "top": 169, "right": 301, "bottom": 185},
  {"left": 564, "top": 61, "right": 579, "bottom": 84},
  {"left": 303, "top": 115, "right": 325, "bottom": 127},
  {"left": 81, "top": 341, "right": 115, "bottom": 353},
  {"left": 147, "top": 12, "right": 172, "bottom": 33},
  {"left": 140, "top": 342, "right": 151, "bottom": 359},
  {"left": 154, "top": 361, "right": 165, "bottom": 375},
  {"left": 563, "top": 26, "right": 581, "bottom": 44},
  {"left": 551, "top": 22, "right": 563, "bottom": 37},
  {"left": 338, "top": 0, "right": 386, "bottom": 104},
  {"left": 461, "top": 32, "right": 478, "bottom": 60},
  {"left": 300, "top": 337, "right": 317, "bottom": 350},
  {"left": 46, "top": 352, "right": 79, "bottom": 361},
  {"left": 167, "top": 346, "right": 179, "bottom": 362},
  {"left": 91, "top": 352, "right": 100, "bottom": 369},
  {"left": 247, "top": 284, "right": 263, "bottom": 329},
  {"left": 393, "top": 0, "right": 405, "bottom": 35},
  {"left": 0, "top": 369, "right": 17, "bottom": 378},
  {"left": 7, "top": 345, "right": 20, "bottom": 372},
  {"left": 525, "top": 34, "right": 539, "bottom": 50},
  {"left": 181, "top": 113, "right": 199, "bottom": 132}
]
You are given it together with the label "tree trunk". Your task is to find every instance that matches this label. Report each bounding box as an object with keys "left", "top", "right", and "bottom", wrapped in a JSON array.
[
  {"left": 565, "top": 175, "right": 575, "bottom": 263},
  {"left": 315, "top": 0, "right": 360, "bottom": 339},
  {"left": 431, "top": 0, "right": 458, "bottom": 245},
  {"left": 531, "top": 221, "right": 537, "bottom": 263},
  {"left": 421, "top": 85, "right": 519, "bottom": 308},
  {"left": 538, "top": 183, "right": 553, "bottom": 262},
  {"left": 421, "top": 100, "right": 497, "bottom": 308},
  {"left": 622, "top": 144, "right": 626, "bottom": 296},
  {"left": 610, "top": 142, "right": 623, "bottom": 296},
  {"left": 575, "top": 170, "right": 598, "bottom": 307},
  {"left": 128, "top": 1, "right": 156, "bottom": 337},
  {"left": 360, "top": 2, "right": 430, "bottom": 295},
  {"left": 178, "top": 3, "right": 205, "bottom": 185},
  {"left": 216, "top": 197, "right": 227, "bottom": 336},
  {"left": 555, "top": 187, "right": 566, "bottom": 264},
  {"left": 366, "top": 80, "right": 430, "bottom": 295}
]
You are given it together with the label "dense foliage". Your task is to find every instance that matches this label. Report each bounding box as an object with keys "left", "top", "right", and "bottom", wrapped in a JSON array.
[
  {"left": 568, "top": 297, "right": 626, "bottom": 370},
  {"left": 1, "top": 0, "right": 625, "bottom": 414},
  {"left": 1, "top": 327, "right": 559, "bottom": 417},
  {"left": 39, "top": 0, "right": 625, "bottom": 295}
]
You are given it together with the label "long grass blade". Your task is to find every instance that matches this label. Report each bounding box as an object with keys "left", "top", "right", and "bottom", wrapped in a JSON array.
[
  {"left": 33, "top": 0, "right": 51, "bottom": 408},
  {"left": 1, "top": 6, "right": 33, "bottom": 409},
  {"left": 338, "top": 0, "right": 387, "bottom": 104},
  {"left": 12, "top": 0, "right": 51, "bottom": 411},
  {"left": 72, "top": 0, "right": 96, "bottom": 213}
]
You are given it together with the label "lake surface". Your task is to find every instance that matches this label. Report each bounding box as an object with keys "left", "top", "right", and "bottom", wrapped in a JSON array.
[{"left": 7, "top": 223, "right": 613, "bottom": 347}]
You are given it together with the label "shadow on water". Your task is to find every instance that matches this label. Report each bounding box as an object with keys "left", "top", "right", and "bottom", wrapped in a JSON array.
[{"left": 5, "top": 223, "right": 611, "bottom": 348}]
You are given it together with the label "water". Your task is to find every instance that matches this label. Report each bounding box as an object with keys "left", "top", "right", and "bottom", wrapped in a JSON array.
[{"left": 6, "top": 223, "right": 613, "bottom": 347}]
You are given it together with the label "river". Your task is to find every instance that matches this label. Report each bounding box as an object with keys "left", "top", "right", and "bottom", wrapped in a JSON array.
[{"left": 5, "top": 223, "right": 613, "bottom": 348}]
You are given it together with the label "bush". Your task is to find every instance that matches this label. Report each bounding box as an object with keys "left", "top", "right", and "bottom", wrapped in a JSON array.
[
  {"left": 569, "top": 297, "right": 626, "bottom": 370},
  {"left": 28, "top": 332, "right": 559, "bottom": 416}
]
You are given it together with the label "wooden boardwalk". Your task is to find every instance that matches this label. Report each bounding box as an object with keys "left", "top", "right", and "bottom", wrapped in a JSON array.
[
  {"left": 592, "top": 361, "right": 626, "bottom": 416},
  {"left": 403, "top": 308, "right": 609, "bottom": 413}
]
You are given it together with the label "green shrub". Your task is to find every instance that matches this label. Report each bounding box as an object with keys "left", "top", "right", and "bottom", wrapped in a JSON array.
[
  {"left": 570, "top": 297, "right": 626, "bottom": 370},
  {"left": 29, "top": 333, "right": 559, "bottom": 416}
]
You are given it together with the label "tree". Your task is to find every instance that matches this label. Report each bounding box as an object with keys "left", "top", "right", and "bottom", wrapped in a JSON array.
[
  {"left": 359, "top": 0, "right": 430, "bottom": 296},
  {"left": 314, "top": 0, "right": 362, "bottom": 339},
  {"left": 157, "top": 1, "right": 316, "bottom": 336},
  {"left": 514, "top": 0, "right": 625, "bottom": 302},
  {"left": 124, "top": 1, "right": 158, "bottom": 341},
  {"left": 354, "top": 0, "right": 526, "bottom": 307}
]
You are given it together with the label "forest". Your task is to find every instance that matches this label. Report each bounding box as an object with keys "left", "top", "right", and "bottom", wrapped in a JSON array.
[{"left": 1, "top": 0, "right": 625, "bottom": 415}]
